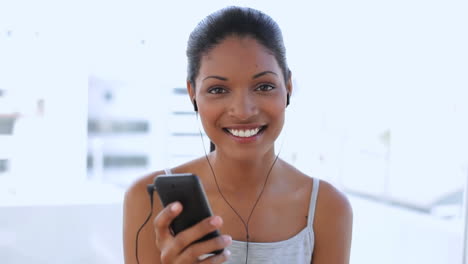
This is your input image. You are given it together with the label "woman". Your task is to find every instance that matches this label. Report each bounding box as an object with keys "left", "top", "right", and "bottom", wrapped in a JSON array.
[{"left": 123, "top": 6, "right": 352, "bottom": 264}]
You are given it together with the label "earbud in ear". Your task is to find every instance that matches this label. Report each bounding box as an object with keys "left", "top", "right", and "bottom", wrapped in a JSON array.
[
  {"left": 286, "top": 93, "right": 290, "bottom": 107},
  {"left": 193, "top": 99, "right": 198, "bottom": 112}
]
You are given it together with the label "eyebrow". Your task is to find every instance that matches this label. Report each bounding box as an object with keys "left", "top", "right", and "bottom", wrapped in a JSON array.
[
  {"left": 252, "top": 71, "right": 278, "bottom": 79},
  {"left": 202, "top": 75, "right": 228, "bottom": 81},
  {"left": 202, "top": 71, "right": 278, "bottom": 82}
]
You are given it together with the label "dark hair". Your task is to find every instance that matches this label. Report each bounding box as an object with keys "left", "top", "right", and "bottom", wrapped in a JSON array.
[{"left": 186, "top": 6, "right": 290, "bottom": 87}]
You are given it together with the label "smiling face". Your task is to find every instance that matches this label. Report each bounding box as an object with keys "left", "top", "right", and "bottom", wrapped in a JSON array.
[{"left": 188, "top": 36, "right": 292, "bottom": 160}]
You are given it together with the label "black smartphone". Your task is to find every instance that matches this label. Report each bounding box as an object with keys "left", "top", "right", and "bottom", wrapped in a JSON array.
[{"left": 154, "top": 173, "right": 223, "bottom": 255}]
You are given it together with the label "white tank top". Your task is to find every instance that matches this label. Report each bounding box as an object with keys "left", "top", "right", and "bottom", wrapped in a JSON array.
[{"left": 163, "top": 169, "right": 320, "bottom": 264}]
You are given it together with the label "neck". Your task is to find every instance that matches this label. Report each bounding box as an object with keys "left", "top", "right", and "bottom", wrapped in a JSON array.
[{"left": 206, "top": 149, "right": 279, "bottom": 192}]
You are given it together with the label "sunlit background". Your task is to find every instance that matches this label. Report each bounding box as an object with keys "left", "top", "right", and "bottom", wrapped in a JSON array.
[{"left": 1, "top": 0, "right": 467, "bottom": 263}]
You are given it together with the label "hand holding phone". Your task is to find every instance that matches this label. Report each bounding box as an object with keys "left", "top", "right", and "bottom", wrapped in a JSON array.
[{"left": 153, "top": 173, "right": 229, "bottom": 259}]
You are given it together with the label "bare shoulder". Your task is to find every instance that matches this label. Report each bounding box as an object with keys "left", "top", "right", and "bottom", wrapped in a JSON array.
[
  {"left": 281, "top": 158, "right": 353, "bottom": 263},
  {"left": 312, "top": 179, "right": 353, "bottom": 264},
  {"left": 124, "top": 156, "right": 206, "bottom": 213},
  {"left": 277, "top": 159, "right": 314, "bottom": 190},
  {"left": 124, "top": 170, "right": 164, "bottom": 214},
  {"left": 123, "top": 170, "right": 166, "bottom": 264},
  {"left": 278, "top": 160, "right": 351, "bottom": 215},
  {"left": 280, "top": 160, "right": 352, "bottom": 216},
  {"left": 123, "top": 158, "right": 206, "bottom": 263},
  {"left": 316, "top": 180, "right": 353, "bottom": 219},
  {"left": 124, "top": 156, "right": 205, "bottom": 209}
]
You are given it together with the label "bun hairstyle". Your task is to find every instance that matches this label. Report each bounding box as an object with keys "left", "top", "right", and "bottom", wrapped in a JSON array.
[{"left": 186, "top": 6, "right": 291, "bottom": 87}]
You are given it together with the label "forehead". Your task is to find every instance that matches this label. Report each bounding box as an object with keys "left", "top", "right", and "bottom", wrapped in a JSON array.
[{"left": 197, "top": 36, "right": 282, "bottom": 82}]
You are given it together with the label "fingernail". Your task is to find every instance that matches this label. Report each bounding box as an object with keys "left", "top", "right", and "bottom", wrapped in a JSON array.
[
  {"left": 170, "top": 203, "right": 181, "bottom": 212},
  {"left": 210, "top": 216, "right": 221, "bottom": 226},
  {"left": 222, "top": 235, "right": 232, "bottom": 244},
  {"left": 225, "top": 249, "right": 231, "bottom": 256}
]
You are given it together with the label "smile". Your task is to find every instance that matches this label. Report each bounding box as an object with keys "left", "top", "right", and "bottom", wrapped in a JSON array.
[{"left": 224, "top": 126, "right": 266, "bottom": 138}]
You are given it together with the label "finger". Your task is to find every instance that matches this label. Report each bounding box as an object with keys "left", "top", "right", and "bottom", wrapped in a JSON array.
[
  {"left": 153, "top": 202, "right": 183, "bottom": 244},
  {"left": 198, "top": 249, "right": 232, "bottom": 264},
  {"left": 178, "top": 234, "right": 232, "bottom": 263},
  {"left": 171, "top": 215, "right": 223, "bottom": 252}
]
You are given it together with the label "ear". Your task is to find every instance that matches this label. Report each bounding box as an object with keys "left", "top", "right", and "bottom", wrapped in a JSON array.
[
  {"left": 187, "top": 80, "right": 195, "bottom": 100},
  {"left": 286, "top": 70, "right": 293, "bottom": 96},
  {"left": 187, "top": 80, "right": 198, "bottom": 112},
  {"left": 286, "top": 70, "right": 293, "bottom": 106}
]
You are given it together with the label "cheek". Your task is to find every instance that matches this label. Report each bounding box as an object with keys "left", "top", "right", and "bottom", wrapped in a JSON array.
[
  {"left": 197, "top": 106, "right": 221, "bottom": 133},
  {"left": 264, "top": 96, "right": 287, "bottom": 117},
  {"left": 265, "top": 99, "right": 286, "bottom": 131},
  {"left": 272, "top": 110, "right": 286, "bottom": 130}
]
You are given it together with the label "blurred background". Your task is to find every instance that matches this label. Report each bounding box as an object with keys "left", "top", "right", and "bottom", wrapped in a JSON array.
[{"left": 1, "top": 0, "right": 467, "bottom": 263}]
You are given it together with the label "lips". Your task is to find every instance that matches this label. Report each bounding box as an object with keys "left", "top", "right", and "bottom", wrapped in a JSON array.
[{"left": 223, "top": 125, "right": 267, "bottom": 138}]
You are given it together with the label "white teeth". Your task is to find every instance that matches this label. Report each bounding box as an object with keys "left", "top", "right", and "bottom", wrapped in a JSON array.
[{"left": 227, "top": 127, "right": 261, "bottom": 137}]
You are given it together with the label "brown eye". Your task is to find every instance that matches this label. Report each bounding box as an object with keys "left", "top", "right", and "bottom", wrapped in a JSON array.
[
  {"left": 255, "top": 84, "right": 275, "bottom": 92},
  {"left": 208, "top": 87, "right": 228, "bottom": 94}
]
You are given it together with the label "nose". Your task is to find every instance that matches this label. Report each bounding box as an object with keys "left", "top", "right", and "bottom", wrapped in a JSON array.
[{"left": 228, "top": 92, "right": 258, "bottom": 120}]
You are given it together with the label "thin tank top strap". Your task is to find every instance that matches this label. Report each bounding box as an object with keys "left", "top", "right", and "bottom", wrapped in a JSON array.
[
  {"left": 164, "top": 168, "right": 173, "bottom": 175},
  {"left": 307, "top": 177, "right": 320, "bottom": 228}
]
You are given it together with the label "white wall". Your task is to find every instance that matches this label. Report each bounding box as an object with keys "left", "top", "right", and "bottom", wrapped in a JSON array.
[{"left": 0, "top": 203, "right": 123, "bottom": 264}]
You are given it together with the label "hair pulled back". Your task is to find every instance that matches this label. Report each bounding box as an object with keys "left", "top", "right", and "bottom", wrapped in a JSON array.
[{"left": 186, "top": 6, "right": 290, "bottom": 86}]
